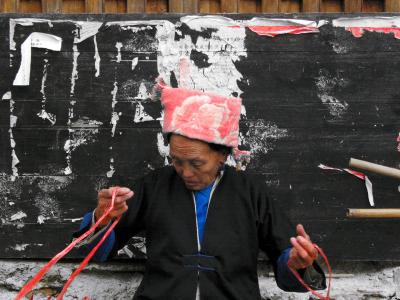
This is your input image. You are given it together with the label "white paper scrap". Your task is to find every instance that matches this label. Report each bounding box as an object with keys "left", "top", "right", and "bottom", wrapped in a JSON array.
[{"left": 13, "top": 32, "right": 62, "bottom": 86}]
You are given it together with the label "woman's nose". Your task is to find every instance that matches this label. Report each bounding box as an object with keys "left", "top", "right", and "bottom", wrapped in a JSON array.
[{"left": 181, "top": 165, "right": 194, "bottom": 178}]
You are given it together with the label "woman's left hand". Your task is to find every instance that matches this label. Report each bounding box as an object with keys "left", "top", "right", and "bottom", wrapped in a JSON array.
[{"left": 287, "top": 224, "right": 318, "bottom": 270}]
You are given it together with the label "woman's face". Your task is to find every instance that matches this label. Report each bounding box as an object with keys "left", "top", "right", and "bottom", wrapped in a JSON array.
[{"left": 169, "top": 134, "right": 227, "bottom": 191}]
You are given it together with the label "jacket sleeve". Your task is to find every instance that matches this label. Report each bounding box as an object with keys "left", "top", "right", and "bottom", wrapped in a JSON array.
[
  {"left": 276, "top": 247, "right": 326, "bottom": 292},
  {"left": 72, "top": 211, "right": 116, "bottom": 262},
  {"left": 72, "top": 177, "right": 148, "bottom": 262},
  {"left": 256, "top": 179, "right": 326, "bottom": 292}
]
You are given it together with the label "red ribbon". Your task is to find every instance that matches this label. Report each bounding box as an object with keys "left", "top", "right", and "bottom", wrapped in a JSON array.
[
  {"left": 15, "top": 189, "right": 120, "bottom": 300},
  {"left": 288, "top": 244, "right": 332, "bottom": 300}
]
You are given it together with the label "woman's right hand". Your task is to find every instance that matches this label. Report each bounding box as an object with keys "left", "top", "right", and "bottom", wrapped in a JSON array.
[{"left": 95, "top": 187, "right": 134, "bottom": 226}]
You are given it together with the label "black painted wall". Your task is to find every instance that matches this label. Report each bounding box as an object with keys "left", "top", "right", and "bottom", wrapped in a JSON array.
[{"left": 0, "top": 13, "right": 399, "bottom": 260}]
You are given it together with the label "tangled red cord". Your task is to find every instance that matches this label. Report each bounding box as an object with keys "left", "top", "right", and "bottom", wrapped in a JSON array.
[
  {"left": 15, "top": 189, "right": 120, "bottom": 300},
  {"left": 288, "top": 244, "right": 332, "bottom": 300}
]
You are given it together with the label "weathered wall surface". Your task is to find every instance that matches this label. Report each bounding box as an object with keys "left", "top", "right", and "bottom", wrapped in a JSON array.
[
  {"left": 1, "top": 13, "right": 400, "bottom": 262},
  {"left": 1, "top": 260, "right": 400, "bottom": 299},
  {"left": 1, "top": 12, "right": 400, "bottom": 299}
]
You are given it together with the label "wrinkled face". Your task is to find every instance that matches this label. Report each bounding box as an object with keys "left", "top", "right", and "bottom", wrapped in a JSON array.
[{"left": 169, "top": 134, "right": 227, "bottom": 191}]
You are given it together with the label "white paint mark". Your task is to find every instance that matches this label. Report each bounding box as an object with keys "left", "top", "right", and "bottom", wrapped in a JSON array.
[
  {"left": 37, "top": 111, "right": 56, "bottom": 125},
  {"left": 64, "top": 43, "right": 80, "bottom": 175},
  {"left": 9, "top": 202, "right": 15, "bottom": 206},
  {"left": 110, "top": 81, "right": 119, "bottom": 137},
  {"left": 115, "top": 42, "right": 123, "bottom": 63},
  {"left": 134, "top": 102, "right": 154, "bottom": 123},
  {"left": 111, "top": 81, "right": 118, "bottom": 109},
  {"left": 70, "top": 44, "right": 80, "bottom": 97},
  {"left": 135, "top": 82, "right": 151, "bottom": 100},
  {"left": 37, "top": 215, "right": 48, "bottom": 224},
  {"left": 243, "top": 120, "right": 288, "bottom": 154},
  {"left": 315, "top": 71, "right": 349, "bottom": 118},
  {"left": 157, "top": 133, "right": 170, "bottom": 166},
  {"left": 10, "top": 115, "right": 17, "bottom": 128},
  {"left": 330, "top": 41, "right": 349, "bottom": 54},
  {"left": 107, "top": 158, "right": 115, "bottom": 178},
  {"left": 2, "top": 91, "right": 11, "bottom": 100},
  {"left": 131, "top": 57, "right": 139, "bottom": 70},
  {"left": 10, "top": 211, "right": 27, "bottom": 221},
  {"left": 94, "top": 35, "right": 101, "bottom": 77},
  {"left": 64, "top": 166, "right": 72, "bottom": 175},
  {"left": 9, "top": 98, "right": 19, "bottom": 181},
  {"left": 64, "top": 128, "right": 100, "bottom": 155},
  {"left": 63, "top": 217, "right": 83, "bottom": 222},
  {"left": 12, "top": 244, "right": 29, "bottom": 251}
]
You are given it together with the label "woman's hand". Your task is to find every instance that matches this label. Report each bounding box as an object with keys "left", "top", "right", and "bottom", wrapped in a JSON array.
[
  {"left": 95, "top": 187, "right": 134, "bottom": 226},
  {"left": 287, "top": 224, "right": 318, "bottom": 270}
]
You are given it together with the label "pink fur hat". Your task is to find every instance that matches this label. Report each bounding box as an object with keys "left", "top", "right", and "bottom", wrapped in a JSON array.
[{"left": 158, "top": 80, "right": 242, "bottom": 148}]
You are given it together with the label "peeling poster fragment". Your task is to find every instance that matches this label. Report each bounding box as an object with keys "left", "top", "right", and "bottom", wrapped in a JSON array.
[
  {"left": 333, "top": 17, "right": 400, "bottom": 39},
  {"left": 13, "top": 32, "right": 62, "bottom": 86}
]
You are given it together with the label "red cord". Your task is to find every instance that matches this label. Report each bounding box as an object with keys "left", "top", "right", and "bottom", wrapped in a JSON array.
[
  {"left": 288, "top": 244, "right": 332, "bottom": 300},
  {"left": 15, "top": 189, "right": 119, "bottom": 300}
]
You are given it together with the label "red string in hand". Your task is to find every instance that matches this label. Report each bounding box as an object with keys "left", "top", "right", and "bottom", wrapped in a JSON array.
[
  {"left": 288, "top": 244, "right": 332, "bottom": 300},
  {"left": 15, "top": 188, "right": 120, "bottom": 300}
]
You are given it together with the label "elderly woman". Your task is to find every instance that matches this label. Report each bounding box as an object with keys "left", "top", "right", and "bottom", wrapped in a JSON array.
[{"left": 74, "top": 83, "right": 326, "bottom": 299}]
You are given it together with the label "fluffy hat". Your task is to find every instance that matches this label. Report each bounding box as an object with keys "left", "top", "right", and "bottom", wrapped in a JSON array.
[{"left": 158, "top": 80, "right": 242, "bottom": 148}]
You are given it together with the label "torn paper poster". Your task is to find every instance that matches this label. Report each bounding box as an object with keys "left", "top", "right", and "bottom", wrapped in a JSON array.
[
  {"left": 241, "top": 18, "right": 328, "bottom": 37},
  {"left": 13, "top": 32, "right": 62, "bottom": 86},
  {"left": 333, "top": 17, "right": 400, "bottom": 39},
  {"left": 319, "top": 164, "right": 374, "bottom": 206},
  {"left": 74, "top": 21, "right": 102, "bottom": 44},
  {"left": 180, "top": 15, "right": 327, "bottom": 37}
]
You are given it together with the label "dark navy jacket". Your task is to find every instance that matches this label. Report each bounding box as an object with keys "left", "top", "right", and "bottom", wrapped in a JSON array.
[{"left": 73, "top": 166, "right": 326, "bottom": 299}]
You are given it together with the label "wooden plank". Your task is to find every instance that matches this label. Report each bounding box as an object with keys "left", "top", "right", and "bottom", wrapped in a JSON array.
[
  {"left": 19, "top": 0, "right": 42, "bottom": 12},
  {"left": 261, "top": 0, "right": 279, "bottom": 12},
  {"left": 239, "top": 0, "right": 259, "bottom": 12},
  {"left": 105, "top": 0, "right": 127, "bottom": 12},
  {"left": 302, "top": 0, "right": 320, "bottom": 12},
  {"left": 127, "top": 0, "right": 146, "bottom": 12},
  {"left": 344, "top": 0, "right": 363, "bottom": 12},
  {"left": 279, "top": 0, "right": 301, "bottom": 12},
  {"left": 199, "top": 0, "right": 220, "bottom": 13},
  {"left": 1, "top": 0, "right": 19, "bottom": 12},
  {"left": 363, "top": 0, "right": 384, "bottom": 11},
  {"left": 62, "top": 0, "right": 86, "bottom": 12},
  {"left": 321, "top": 0, "right": 343, "bottom": 12},
  {"left": 168, "top": 0, "right": 183, "bottom": 12},
  {"left": 85, "top": 0, "right": 104, "bottom": 12},
  {"left": 146, "top": 0, "right": 167, "bottom": 12},
  {"left": 41, "top": 0, "right": 62, "bottom": 13},
  {"left": 183, "top": 0, "right": 199, "bottom": 13},
  {"left": 385, "top": 0, "right": 400, "bottom": 11},
  {"left": 221, "top": 0, "right": 238, "bottom": 12}
]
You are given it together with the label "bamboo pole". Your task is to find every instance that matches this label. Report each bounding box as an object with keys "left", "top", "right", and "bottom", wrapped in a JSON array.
[
  {"left": 347, "top": 208, "right": 400, "bottom": 218},
  {"left": 349, "top": 158, "right": 400, "bottom": 180}
]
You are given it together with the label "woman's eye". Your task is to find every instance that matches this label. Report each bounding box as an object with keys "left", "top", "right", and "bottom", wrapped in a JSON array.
[{"left": 191, "top": 161, "right": 203, "bottom": 168}]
